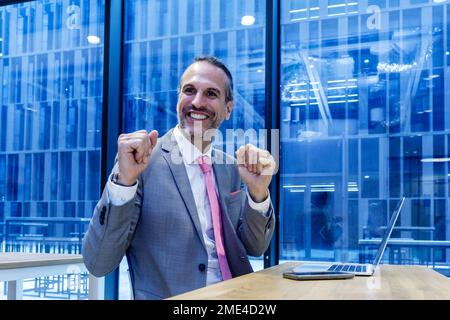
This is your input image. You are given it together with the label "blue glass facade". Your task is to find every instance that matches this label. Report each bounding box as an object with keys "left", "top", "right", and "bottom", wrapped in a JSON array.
[
  {"left": 0, "top": 0, "right": 104, "bottom": 233},
  {"left": 0, "top": 0, "right": 104, "bottom": 298},
  {"left": 280, "top": 0, "right": 450, "bottom": 268},
  {"left": 122, "top": 0, "right": 267, "bottom": 137}
]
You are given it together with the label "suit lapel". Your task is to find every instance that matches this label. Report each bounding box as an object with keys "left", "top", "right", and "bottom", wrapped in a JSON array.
[{"left": 160, "top": 131, "right": 206, "bottom": 250}]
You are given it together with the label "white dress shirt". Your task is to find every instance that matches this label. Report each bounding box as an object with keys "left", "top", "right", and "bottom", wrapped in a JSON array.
[{"left": 107, "top": 126, "right": 271, "bottom": 285}]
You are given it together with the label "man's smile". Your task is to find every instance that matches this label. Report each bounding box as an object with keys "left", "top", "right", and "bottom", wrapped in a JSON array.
[{"left": 187, "top": 111, "right": 210, "bottom": 121}]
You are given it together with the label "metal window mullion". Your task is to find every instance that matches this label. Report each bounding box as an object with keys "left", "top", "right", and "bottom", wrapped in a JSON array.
[
  {"left": 101, "top": 0, "right": 123, "bottom": 300},
  {"left": 264, "top": 0, "right": 280, "bottom": 269}
]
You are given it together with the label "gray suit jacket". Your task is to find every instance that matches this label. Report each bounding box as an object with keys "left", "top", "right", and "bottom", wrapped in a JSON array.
[{"left": 82, "top": 130, "right": 275, "bottom": 299}]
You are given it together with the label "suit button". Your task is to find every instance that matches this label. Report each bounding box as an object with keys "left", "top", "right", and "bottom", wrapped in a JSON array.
[{"left": 198, "top": 263, "right": 206, "bottom": 272}]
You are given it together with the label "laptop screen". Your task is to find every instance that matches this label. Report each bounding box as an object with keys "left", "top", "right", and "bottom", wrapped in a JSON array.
[{"left": 371, "top": 197, "right": 405, "bottom": 267}]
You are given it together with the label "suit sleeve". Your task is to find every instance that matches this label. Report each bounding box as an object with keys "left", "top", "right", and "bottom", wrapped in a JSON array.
[
  {"left": 238, "top": 197, "right": 275, "bottom": 257},
  {"left": 82, "top": 163, "right": 143, "bottom": 277},
  {"left": 235, "top": 175, "right": 275, "bottom": 257}
]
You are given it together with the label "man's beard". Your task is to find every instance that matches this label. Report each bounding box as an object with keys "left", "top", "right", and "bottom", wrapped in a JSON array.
[{"left": 178, "top": 118, "right": 221, "bottom": 150}]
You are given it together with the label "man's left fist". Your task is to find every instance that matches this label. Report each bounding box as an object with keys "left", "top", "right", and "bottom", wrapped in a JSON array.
[{"left": 235, "top": 144, "right": 276, "bottom": 203}]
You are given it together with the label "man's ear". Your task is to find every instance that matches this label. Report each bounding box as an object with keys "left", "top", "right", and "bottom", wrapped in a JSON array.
[{"left": 225, "top": 101, "right": 233, "bottom": 120}]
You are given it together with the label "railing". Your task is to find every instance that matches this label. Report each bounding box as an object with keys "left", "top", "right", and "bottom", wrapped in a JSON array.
[
  {"left": 1, "top": 217, "right": 92, "bottom": 299},
  {"left": 359, "top": 238, "right": 450, "bottom": 266},
  {"left": 362, "top": 226, "right": 435, "bottom": 240},
  {"left": 3, "top": 217, "right": 91, "bottom": 254},
  {"left": 359, "top": 225, "right": 450, "bottom": 271}
]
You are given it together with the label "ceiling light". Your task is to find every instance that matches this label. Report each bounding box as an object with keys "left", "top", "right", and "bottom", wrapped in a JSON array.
[
  {"left": 421, "top": 158, "right": 450, "bottom": 163},
  {"left": 241, "top": 15, "right": 255, "bottom": 26},
  {"left": 87, "top": 35, "right": 101, "bottom": 44},
  {"left": 424, "top": 74, "right": 440, "bottom": 81}
]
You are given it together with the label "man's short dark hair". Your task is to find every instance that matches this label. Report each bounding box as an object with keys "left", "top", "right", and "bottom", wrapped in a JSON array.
[{"left": 187, "top": 55, "right": 234, "bottom": 103}]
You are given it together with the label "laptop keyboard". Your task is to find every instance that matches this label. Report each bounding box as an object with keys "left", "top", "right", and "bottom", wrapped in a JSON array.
[{"left": 328, "top": 264, "right": 367, "bottom": 273}]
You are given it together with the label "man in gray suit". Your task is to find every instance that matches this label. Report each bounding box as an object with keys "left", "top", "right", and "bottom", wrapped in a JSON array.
[{"left": 82, "top": 56, "right": 276, "bottom": 300}]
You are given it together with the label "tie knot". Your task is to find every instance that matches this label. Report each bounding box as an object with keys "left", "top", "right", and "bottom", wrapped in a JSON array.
[{"left": 198, "top": 156, "right": 212, "bottom": 174}]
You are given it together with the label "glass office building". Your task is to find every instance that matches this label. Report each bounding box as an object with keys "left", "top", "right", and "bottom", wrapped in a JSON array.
[
  {"left": 279, "top": 0, "right": 450, "bottom": 267},
  {"left": 0, "top": 0, "right": 104, "bottom": 242},
  {"left": 0, "top": 0, "right": 104, "bottom": 298},
  {"left": 0, "top": 0, "right": 449, "bottom": 299},
  {"left": 122, "top": 0, "right": 267, "bottom": 137}
]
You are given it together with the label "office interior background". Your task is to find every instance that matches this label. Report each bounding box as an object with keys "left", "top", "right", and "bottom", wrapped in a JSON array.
[{"left": 0, "top": 0, "right": 449, "bottom": 299}]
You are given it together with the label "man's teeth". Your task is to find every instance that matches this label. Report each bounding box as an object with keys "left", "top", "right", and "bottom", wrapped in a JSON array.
[{"left": 190, "top": 113, "right": 208, "bottom": 120}]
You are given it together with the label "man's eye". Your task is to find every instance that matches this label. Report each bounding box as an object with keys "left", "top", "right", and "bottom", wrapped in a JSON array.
[
  {"left": 183, "top": 87, "right": 195, "bottom": 95},
  {"left": 207, "top": 90, "right": 218, "bottom": 97}
]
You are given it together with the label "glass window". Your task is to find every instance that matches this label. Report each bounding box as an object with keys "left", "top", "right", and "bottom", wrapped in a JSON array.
[
  {"left": 0, "top": 0, "right": 104, "bottom": 299},
  {"left": 122, "top": 0, "right": 266, "bottom": 299},
  {"left": 123, "top": 0, "right": 266, "bottom": 134},
  {"left": 280, "top": 1, "right": 450, "bottom": 270}
]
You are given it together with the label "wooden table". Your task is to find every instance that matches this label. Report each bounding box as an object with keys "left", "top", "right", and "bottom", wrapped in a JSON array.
[
  {"left": 0, "top": 252, "right": 104, "bottom": 300},
  {"left": 170, "top": 262, "right": 450, "bottom": 300}
]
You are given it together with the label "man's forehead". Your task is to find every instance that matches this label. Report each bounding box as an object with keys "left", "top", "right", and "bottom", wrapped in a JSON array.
[{"left": 181, "top": 61, "right": 228, "bottom": 87}]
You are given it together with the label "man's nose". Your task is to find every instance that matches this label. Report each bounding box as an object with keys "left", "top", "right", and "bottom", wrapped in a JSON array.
[{"left": 191, "top": 91, "right": 206, "bottom": 107}]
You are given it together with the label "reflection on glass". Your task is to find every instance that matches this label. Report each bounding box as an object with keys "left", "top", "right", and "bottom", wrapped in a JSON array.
[
  {"left": 280, "top": 1, "right": 450, "bottom": 268},
  {"left": 0, "top": 0, "right": 104, "bottom": 299}
]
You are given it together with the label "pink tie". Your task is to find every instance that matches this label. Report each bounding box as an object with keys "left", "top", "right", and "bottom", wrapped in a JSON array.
[{"left": 198, "top": 156, "right": 232, "bottom": 281}]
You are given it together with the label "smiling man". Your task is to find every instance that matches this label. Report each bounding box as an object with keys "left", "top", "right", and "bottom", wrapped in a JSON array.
[
  {"left": 82, "top": 56, "right": 276, "bottom": 300},
  {"left": 178, "top": 59, "right": 233, "bottom": 140}
]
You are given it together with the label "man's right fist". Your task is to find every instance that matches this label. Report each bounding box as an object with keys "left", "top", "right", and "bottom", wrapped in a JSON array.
[{"left": 117, "top": 130, "right": 158, "bottom": 185}]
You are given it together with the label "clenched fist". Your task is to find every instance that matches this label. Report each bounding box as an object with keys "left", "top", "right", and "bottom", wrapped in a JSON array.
[
  {"left": 117, "top": 130, "right": 159, "bottom": 185},
  {"left": 235, "top": 144, "right": 276, "bottom": 203}
]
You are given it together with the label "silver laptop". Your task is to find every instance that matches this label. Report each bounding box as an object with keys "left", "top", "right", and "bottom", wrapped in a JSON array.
[{"left": 292, "top": 197, "right": 405, "bottom": 276}]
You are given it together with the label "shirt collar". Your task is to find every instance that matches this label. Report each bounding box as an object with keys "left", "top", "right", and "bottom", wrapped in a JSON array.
[{"left": 173, "top": 125, "right": 213, "bottom": 165}]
